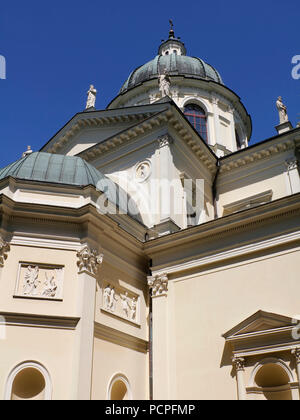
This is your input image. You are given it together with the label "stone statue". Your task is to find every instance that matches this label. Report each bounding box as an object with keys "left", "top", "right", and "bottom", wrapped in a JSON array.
[
  {"left": 86, "top": 85, "right": 97, "bottom": 109},
  {"left": 22, "top": 146, "right": 33, "bottom": 158},
  {"left": 276, "top": 96, "right": 289, "bottom": 124},
  {"left": 158, "top": 73, "right": 171, "bottom": 97}
]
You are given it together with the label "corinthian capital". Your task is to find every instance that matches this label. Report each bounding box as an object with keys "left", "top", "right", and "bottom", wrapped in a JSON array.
[
  {"left": 77, "top": 246, "right": 103, "bottom": 276},
  {"left": 292, "top": 348, "right": 300, "bottom": 364},
  {"left": 158, "top": 134, "right": 173, "bottom": 148},
  {"left": 232, "top": 356, "right": 245, "bottom": 372},
  {"left": 0, "top": 237, "right": 10, "bottom": 267},
  {"left": 147, "top": 273, "right": 168, "bottom": 297}
]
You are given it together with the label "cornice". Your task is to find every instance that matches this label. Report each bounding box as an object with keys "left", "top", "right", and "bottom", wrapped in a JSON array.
[
  {"left": 220, "top": 137, "right": 295, "bottom": 174},
  {"left": 94, "top": 322, "right": 148, "bottom": 353},
  {"left": 78, "top": 105, "right": 217, "bottom": 175},
  {"left": 42, "top": 107, "right": 162, "bottom": 154},
  {"left": 144, "top": 193, "right": 300, "bottom": 255},
  {"left": 77, "top": 110, "right": 169, "bottom": 161},
  {"left": 0, "top": 312, "right": 80, "bottom": 330}
]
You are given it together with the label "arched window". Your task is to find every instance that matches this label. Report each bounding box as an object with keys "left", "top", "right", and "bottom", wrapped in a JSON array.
[
  {"left": 184, "top": 104, "right": 208, "bottom": 142},
  {"left": 5, "top": 361, "right": 52, "bottom": 400},
  {"left": 107, "top": 374, "right": 132, "bottom": 400}
]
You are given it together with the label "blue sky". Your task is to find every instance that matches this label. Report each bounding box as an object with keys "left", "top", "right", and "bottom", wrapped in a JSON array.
[{"left": 0, "top": 0, "right": 299, "bottom": 168}]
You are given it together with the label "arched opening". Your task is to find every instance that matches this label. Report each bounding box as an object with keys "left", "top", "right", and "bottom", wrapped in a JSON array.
[
  {"left": 184, "top": 103, "right": 208, "bottom": 142},
  {"left": 11, "top": 368, "right": 46, "bottom": 400},
  {"left": 254, "top": 363, "right": 292, "bottom": 400},
  {"left": 5, "top": 361, "right": 52, "bottom": 400},
  {"left": 108, "top": 374, "right": 132, "bottom": 400},
  {"left": 111, "top": 380, "right": 128, "bottom": 400}
]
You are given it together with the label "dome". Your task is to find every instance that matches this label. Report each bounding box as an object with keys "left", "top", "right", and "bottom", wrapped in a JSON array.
[
  {"left": 0, "top": 152, "right": 103, "bottom": 187},
  {"left": 120, "top": 55, "right": 223, "bottom": 94},
  {"left": 119, "top": 28, "right": 223, "bottom": 94},
  {"left": 0, "top": 152, "right": 141, "bottom": 220}
]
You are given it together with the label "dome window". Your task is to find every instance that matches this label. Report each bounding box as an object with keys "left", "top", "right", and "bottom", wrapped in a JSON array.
[{"left": 184, "top": 104, "right": 208, "bottom": 142}]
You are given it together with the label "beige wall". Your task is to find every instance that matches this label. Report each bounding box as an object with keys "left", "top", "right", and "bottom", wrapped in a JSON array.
[{"left": 166, "top": 247, "right": 300, "bottom": 399}]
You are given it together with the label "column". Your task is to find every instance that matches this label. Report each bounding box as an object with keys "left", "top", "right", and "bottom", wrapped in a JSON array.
[
  {"left": 147, "top": 273, "right": 169, "bottom": 399},
  {"left": 211, "top": 96, "right": 220, "bottom": 148},
  {"left": 286, "top": 159, "right": 300, "bottom": 194},
  {"left": 73, "top": 245, "right": 103, "bottom": 400},
  {"left": 0, "top": 237, "right": 10, "bottom": 340},
  {"left": 232, "top": 356, "right": 246, "bottom": 400},
  {"left": 292, "top": 348, "right": 300, "bottom": 396}
]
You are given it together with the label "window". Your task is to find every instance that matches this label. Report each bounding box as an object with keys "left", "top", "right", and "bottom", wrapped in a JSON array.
[{"left": 184, "top": 104, "right": 208, "bottom": 142}]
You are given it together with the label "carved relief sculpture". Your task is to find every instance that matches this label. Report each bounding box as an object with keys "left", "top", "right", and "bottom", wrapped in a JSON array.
[
  {"left": 16, "top": 263, "right": 63, "bottom": 300},
  {"left": 23, "top": 266, "right": 40, "bottom": 295},
  {"left": 102, "top": 283, "right": 139, "bottom": 323},
  {"left": 0, "top": 238, "right": 10, "bottom": 267},
  {"left": 77, "top": 246, "right": 103, "bottom": 276}
]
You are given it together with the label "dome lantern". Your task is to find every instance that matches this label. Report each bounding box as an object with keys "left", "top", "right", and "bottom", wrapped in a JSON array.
[{"left": 158, "top": 20, "right": 186, "bottom": 57}]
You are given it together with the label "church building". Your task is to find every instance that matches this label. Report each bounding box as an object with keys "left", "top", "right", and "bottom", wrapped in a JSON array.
[{"left": 0, "top": 25, "right": 300, "bottom": 400}]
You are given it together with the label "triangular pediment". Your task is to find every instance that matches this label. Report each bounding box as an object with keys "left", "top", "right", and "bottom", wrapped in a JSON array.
[{"left": 223, "top": 310, "right": 296, "bottom": 339}]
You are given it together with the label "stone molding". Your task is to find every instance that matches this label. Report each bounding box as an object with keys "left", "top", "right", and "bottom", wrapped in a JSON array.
[
  {"left": 220, "top": 138, "right": 295, "bottom": 173},
  {"left": 147, "top": 273, "right": 168, "bottom": 297},
  {"left": 0, "top": 237, "right": 10, "bottom": 267},
  {"left": 94, "top": 322, "right": 148, "bottom": 353},
  {"left": 77, "top": 245, "right": 103, "bottom": 276}
]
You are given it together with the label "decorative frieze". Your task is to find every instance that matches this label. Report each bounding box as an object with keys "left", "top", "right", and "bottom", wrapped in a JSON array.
[
  {"left": 147, "top": 273, "right": 168, "bottom": 297},
  {"left": 0, "top": 238, "right": 10, "bottom": 267},
  {"left": 14, "top": 263, "right": 64, "bottom": 300},
  {"left": 77, "top": 246, "right": 103, "bottom": 276},
  {"left": 102, "top": 283, "right": 139, "bottom": 324}
]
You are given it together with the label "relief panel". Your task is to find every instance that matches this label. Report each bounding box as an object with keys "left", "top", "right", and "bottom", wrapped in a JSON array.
[{"left": 14, "top": 262, "right": 64, "bottom": 300}]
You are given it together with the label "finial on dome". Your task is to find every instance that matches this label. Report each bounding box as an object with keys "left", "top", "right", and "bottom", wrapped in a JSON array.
[{"left": 169, "top": 19, "right": 175, "bottom": 38}]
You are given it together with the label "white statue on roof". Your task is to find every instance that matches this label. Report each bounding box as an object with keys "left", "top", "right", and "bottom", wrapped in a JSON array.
[
  {"left": 86, "top": 85, "right": 97, "bottom": 109},
  {"left": 276, "top": 96, "right": 289, "bottom": 124}
]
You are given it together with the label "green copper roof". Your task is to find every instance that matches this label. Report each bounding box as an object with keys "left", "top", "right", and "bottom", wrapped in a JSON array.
[
  {"left": 120, "top": 54, "right": 223, "bottom": 94},
  {"left": 0, "top": 152, "right": 142, "bottom": 221},
  {"left": 0, "top": 152, "right": 103, "bottom": 187}
]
